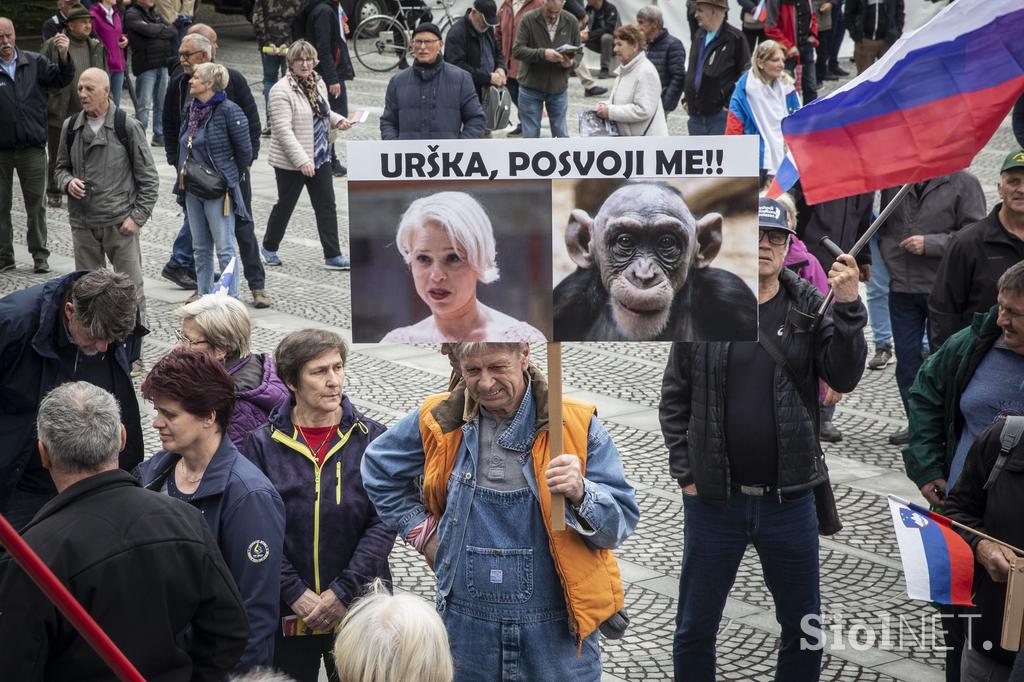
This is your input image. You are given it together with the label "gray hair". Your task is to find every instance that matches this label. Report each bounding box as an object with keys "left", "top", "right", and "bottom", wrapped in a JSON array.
[
  {"left": 334, "top": 580, "right": 453, "bottom": 682},
  {"left": 636, "top": 5, "right": 663, "bottom": 27},
  {"left": 450, "top": 342, "right": 526, "bottom": 364},
  {"left": 286, "top": 39, "right": 318, "bottom": 66},
  {"left": 176, "top": 294, "right": 252, "bottom": 358},
  {"left": 396, "top": 191, "right": 500, "bottom": 284},
  {"left": 71, "top": 269, "right": 138, "bottom": 343},
  {"left": 194, "top": 62, "right": 229, "bottom": 92},
  {"left": 181, "top": 33, "right": 213, "bottom": 60},
  {"left": 37, "top": 382, "right": 122, "bottom": 474},
  {"left": 228, "top": 669, "right": 296, "bottom": 682},
  {"left": 998, "top": 260, "right": 1024, "bottom": 296}
]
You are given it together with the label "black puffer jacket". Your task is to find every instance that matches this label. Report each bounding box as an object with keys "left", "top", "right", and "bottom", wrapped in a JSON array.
[
  {"left": 659, "top": 269, "right": 867, "bottom": 503},
  {"left": 645, "top": 28, "right": 686, "bottom": 113},
  {"left": 294, "top": 0, "right": 354, "bottom": 86},
  {"left": 124, "top": 3, "right": 176, "bottom": 75}
]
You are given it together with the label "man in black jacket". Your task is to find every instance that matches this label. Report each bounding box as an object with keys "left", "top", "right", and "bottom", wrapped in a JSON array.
[
  {"left": 660, "top": 198, "right": 867, "bottom": 681},
  {"left": 637, "top": 5, "right": 685, "bottom": 113},
  {"left": 930, "top": 150, "right": 1024, "bottom": 351},
  {"left": 845, "top": 0, "right": 903, "bottom": 74},
  {"left": 682, "top": 0, "right": 750, "bottom": 135},
  {"left": 0, "top": 269, "right": 146, "bottom": 531},
  {"left": 161, "top": 30, "right": 271, "bottom": 309},
  {"left": 124, "top": 0, "right": 176, "bottom": 145},
  {"left": 582, "top": 0, "right": 619, "bottom": 78},
  {"left": 445, "top": 0, "right": 506, "bottom": 103},
  {"left": 0, "top": 17, "right": 72, "bottom": 275},
  {"left": 0, "top": 382, "right": 248, "bottom": 680}
]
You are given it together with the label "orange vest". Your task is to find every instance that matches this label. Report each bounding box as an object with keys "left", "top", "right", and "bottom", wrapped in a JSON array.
[{"left": 417, "top": 391, "right": 625, "bottom": 643}]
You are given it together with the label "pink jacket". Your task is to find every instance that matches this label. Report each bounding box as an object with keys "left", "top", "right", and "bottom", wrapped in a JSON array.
[{"left": 90, "top": 4, "right": 126, "bottom": 73}]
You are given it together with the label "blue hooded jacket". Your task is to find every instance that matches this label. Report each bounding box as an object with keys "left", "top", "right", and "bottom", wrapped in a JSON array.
[{"left": 139, "top": 435, "right": 285, "bottom": 673}]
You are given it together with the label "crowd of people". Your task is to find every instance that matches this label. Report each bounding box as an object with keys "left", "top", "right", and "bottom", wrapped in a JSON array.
[{"left": 1, "top": 0, "right": 1024, "bottom": 680}]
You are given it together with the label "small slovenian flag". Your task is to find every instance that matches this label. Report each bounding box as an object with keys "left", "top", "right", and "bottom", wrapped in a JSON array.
[
  {"left": 212, "top": 257, "right": 236, "bottom": 297},
  {"left": 765, "top": 153, "right": 800, "bottom": 199},
  {"left": 887, "top": 496, "right": 975, "bottom": 606}
]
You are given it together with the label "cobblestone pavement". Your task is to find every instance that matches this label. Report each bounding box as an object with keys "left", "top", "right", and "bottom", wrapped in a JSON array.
[{"left": 3, "top": 10, "right": 1020, "bottom": 681}]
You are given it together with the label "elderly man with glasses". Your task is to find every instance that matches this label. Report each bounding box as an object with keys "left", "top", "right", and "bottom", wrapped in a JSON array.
[
  {"left": 380, "top": 23, "right": 486, "bottom": 140},
  {"left": 660, "top": 197, "right": 866, "bottom": 681}
]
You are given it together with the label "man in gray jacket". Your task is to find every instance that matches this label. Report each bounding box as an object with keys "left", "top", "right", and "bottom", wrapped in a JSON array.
[
  {"left": 55, "top": 68, "right": 159, "bottom": 323},
  {"left": 878, "top": 171, "right": 985, "bottom": 445},
  {"left": 512, "top": 0, "right": 582, "bottom": 137}
]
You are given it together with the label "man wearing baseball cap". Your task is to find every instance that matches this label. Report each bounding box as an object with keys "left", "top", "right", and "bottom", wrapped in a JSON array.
[
  {"left": 929, "top": 148, "right": 1024, "bottom": 350},
  {"left": 661, "top": 197, "right": 867, "bottom": 680},
  {"left": 444, "top": 0, "right": 507, "bottom": 103},
  {"left": 681, "top": 0, "right": 749, "bottom": 135}
]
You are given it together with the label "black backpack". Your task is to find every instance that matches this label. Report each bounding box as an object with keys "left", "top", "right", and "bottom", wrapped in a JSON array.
[{"left": 62, "top": 107, "right": 135, "bottom": 172}]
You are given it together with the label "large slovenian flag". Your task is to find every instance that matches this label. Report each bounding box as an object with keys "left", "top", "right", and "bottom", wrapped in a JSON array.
[
  {"left": 780, "top": 0, "right": 1024, "bottom": 205},
  {"left": 886, "top": 496, "right": 975, "bottom": 606}
]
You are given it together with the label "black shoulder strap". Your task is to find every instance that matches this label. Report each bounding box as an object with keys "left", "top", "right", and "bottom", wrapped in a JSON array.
[
  {"left": 757, "top": 327, "right": 820, "bottom": 432},
  {"left": 63, "top": 115, "right": 79, "bottom": 160},
  {"left": 113, "top": 108, "right": 134, "bottom": 172},
  {"left": 983, "top": 415, "right": 1024, "bottom": 491}
]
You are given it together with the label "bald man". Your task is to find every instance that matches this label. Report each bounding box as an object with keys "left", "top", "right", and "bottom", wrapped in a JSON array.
[
  {"left": 0, "top": 17, "right": 73, "bottom": 274},
  {"left": 54, "top": 67, "right": 159, "bottom": 323}
]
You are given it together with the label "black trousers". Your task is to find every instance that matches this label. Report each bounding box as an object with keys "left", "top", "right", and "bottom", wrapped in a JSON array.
[
  {"left": 273, "top": 632, "right": 339, "bottom": 682},
  {"left": 236, "top": 171, "right": 266, "bottom": 290},
  {"left": 263, "top": 165, "right": 341, "bottom": 259}
]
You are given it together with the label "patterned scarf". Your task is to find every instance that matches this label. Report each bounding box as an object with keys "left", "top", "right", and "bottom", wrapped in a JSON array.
[
  {"left": 187, "top": 90, "right": 226, "bottom": 138},
  {"left": 290, "top": 71, "right": 328, "bottom": 118}
]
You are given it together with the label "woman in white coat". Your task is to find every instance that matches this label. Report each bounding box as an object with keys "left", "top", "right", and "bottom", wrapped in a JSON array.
[
  {"left": 595, "top": 25, "right": 668, "bottom": 137},
  {"left": 261, "top": 40, "right": 352, "bottom": 271}
]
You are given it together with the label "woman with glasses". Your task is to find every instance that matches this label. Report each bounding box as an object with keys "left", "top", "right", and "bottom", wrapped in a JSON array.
[
  {"left": 174, "top": 294, "right": 288, "bottom": 450},
  {"left": 262, "top": 40, "right": 353, "bottom": 271},
  {"left": 138, "top": 349, "right": 286, "bottom": 674}
]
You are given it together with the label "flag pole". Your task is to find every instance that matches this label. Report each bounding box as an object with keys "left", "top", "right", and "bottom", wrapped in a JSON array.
[
  {"left": 548, "top": 342, "right": 566, "bottom": 532},
  {"left": 0, "top": 513, "right": 146, "bottom": 682},
  {"left": 793, "top": 183, "right": 914, "bottom": 333},
  {"left": 894, "top": 496, "right": 1024, "bottom": 555}
]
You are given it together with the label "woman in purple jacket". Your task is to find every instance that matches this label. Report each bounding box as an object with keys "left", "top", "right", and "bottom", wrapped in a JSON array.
[
  {"left": 174, "top": 294, "right": 288, "bottom": 450},
  {"left": 241, "top": 329, "right": 396, "bottom": 682},
  {"left": 90, "top": 0, "right": 128, "bottom": 107}
]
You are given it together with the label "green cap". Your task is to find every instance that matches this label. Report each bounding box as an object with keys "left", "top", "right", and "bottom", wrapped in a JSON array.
[{"left": 1001, "top": 148, "right": 1024, "bottom": 173}]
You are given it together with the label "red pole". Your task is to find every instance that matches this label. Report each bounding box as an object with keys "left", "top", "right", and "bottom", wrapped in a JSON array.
[{"left": 0, "top": 513, "right": 145, "bottom": 682}]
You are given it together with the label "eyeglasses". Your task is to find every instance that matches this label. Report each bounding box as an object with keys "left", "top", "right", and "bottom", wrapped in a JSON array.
[
  {"left": 759, "top": 229, "right": 790, "bottom": 246},
  {"left": 294, "top": 57, "right": 316, "bottom": 64},
  {"left": 412, "top": 39, "right": 440, "bottom": 47},
  {"left": 178, "top": 50, "right": 201, "bottom": 60},
  {"left": 174, "top": 329, "right": 209, "bottom": 348}
]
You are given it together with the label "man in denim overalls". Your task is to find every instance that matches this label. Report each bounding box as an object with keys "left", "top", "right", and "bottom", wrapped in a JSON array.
[{"left": 363, "top": 341, "right": 639, "bottom": 681}]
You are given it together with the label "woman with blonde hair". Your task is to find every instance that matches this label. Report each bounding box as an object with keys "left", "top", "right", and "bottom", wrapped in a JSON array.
[
  {"left": 726, "top": 40, "right": 801, "bottom": 180},
  {"left": 333, "top": 580, "right": 453, "bottom": 682},
  {"left": 380, "top": 191, "right": 546, "bottom": 343}
]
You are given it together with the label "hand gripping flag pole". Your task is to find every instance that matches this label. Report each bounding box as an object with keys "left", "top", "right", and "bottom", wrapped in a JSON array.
[{"left": 0, "top": 513, "right": 145, "bottom": 682}]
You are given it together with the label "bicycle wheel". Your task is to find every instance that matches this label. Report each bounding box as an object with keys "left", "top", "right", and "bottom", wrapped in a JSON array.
[{"left": 353, "top": 16, "right": 408, "bottom": 72}]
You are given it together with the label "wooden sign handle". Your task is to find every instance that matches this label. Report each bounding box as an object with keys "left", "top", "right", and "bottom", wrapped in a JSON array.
[
  {"left": 548, "top": 342, "right": 566, "bottom": 531},
  {"left": 1002, "top": 557, "right": 1024, "bottom": 651}
]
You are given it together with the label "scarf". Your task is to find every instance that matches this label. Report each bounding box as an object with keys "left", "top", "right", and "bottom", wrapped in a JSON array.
[
  {"left": 290, "top": 72, "right": 327, "bottom": 118},
  {"left": 187, "top": 90, "right": 226, "bottom": 138},
  {"left": 745, "top": 73, "right": 792, "bottom": 174}
]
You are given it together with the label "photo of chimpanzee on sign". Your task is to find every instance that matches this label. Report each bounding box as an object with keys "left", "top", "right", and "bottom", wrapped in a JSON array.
[{"left": 551, "top": 178, "right": 759, "bottom": 342}]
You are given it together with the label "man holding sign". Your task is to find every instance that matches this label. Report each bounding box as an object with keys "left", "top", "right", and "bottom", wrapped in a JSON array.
[
  {"left": 362, "top": 341, "right": 638, "bottom": 680},
  {"left": 660, "top": 197, "right": 867, "bottom": 681}
]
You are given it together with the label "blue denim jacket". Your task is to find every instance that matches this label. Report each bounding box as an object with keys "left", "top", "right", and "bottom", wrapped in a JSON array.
[{"left": 362, "top": 381, "right": 639, "bottom": 611}]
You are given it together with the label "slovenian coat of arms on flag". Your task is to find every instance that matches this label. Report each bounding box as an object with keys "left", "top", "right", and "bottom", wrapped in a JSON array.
[{"left": 887, "top": 496, "right": 975, "bottom": 606}]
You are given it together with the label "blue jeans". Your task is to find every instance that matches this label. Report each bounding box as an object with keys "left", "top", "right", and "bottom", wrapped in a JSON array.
[
  {"left": 866, "top": 232, "right": 892, "bottom": 347},
  {"left": 134, "top": 67, "right": 168, "bottom": 136},
  {"left": 674, "top": 490, "right": 822, "bottom": 682},
  {"left": 110, "top": 71, "right": 125, "bottom": 109},
  {"left": 169, "top": 174, "right": 264, "bottom": 290},
  {"left": 687, "top": 110, "right": 728, "bottom": 135},
  {"left": 889, "top": 291, "right": 930, "bottom": 412},
  {"left": 260, "top": 52, "right": 287, "bottom": 126},
  {"left": 185, "top": 192, "right": 239, "bottom": 297},
  {"left": 517, "top": 86, "right": 568, "bottom": 138}
]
